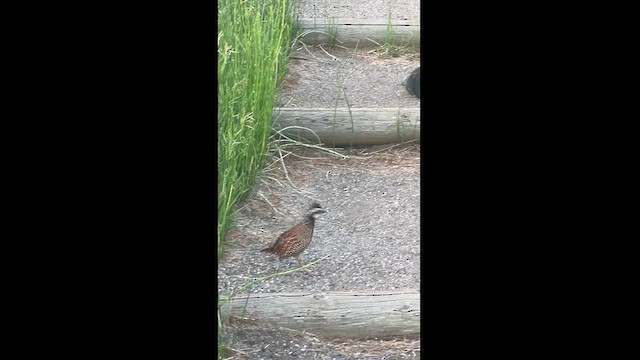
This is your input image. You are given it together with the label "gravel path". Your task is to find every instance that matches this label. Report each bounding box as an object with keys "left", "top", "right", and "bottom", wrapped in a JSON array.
[
  {"left": 219, "top": 145, "right": 420, "bottom": 359},
  {"left": 222, "top": 321, "right": 420, "bottom": 359},
  {"left": 278, "top": 47, "right": 420, "bottom": 108},
  {"left": 218, "top": 146, "right": 420, "bottom": 294},
  {"left": 296, "top": 0, "right": 421, "bottom": 21}
]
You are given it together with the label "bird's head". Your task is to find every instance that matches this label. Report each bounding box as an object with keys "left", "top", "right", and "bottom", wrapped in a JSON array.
[{"left": 307, "top": 202, "right": 327, "bottom": 219}]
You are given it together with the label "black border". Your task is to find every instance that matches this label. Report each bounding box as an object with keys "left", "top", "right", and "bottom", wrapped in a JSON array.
[{"left": 10, "top": 0, "right": 622, "bottom": 358}]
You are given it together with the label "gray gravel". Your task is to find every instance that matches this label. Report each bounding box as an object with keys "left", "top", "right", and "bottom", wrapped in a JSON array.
[
  {"left": 222, "top": 321, "right": 420, "bottom": 359},
  {"left": 296, "top": 0, "right": 421, "bottom": 21},
  {"left": 219, "top": 146, "right": 421, "bottom": 359},
  {"left": 218, "top": 146, "right": 420, "bottom": 294},
  {"left": 278, "top": 47, "right": 420, "bottom": 108}
]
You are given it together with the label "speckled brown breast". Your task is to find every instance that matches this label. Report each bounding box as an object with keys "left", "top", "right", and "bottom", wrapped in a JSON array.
[{"left": 262, "top": 222, "right": 314, "bottom": 260}]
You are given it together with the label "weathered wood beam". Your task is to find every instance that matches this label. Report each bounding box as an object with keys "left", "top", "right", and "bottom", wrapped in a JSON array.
[
  {"left": 219, "top": 289, "right": 420, "bottom": 339},
  {"left": 272, "top": 107, "right": 420, "bottom": 146},
  {"left": 296, "top": 18, "right": 420, "bottom": 47}
]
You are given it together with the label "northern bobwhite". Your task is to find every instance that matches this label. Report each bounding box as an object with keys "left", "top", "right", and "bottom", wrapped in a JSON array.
[
  {"left": 402, "top": 67, "right": 421, "bottom": 99},
  {"left": 260, "top": 202, "right": 327, "bottom": 271}
]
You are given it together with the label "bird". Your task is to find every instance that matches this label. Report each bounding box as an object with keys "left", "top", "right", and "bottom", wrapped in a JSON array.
[
  {"left": 260, "top": 202, "right": 327, "bottom": 272},
  {"left": 401, "top": 67, "right": 420, "bottom": 99}
]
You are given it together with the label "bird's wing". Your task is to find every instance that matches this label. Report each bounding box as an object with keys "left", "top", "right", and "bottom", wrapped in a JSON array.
[
  {"left": 261, "top": 223, "right": 302, "bottom": 252},
  {"left": 274, "top": 225, "right": 301, "bottom": 247}
]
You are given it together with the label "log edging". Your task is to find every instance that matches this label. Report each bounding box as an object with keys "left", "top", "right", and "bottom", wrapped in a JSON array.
[
  {"left": 296, "top": 18, "right": 420, "bottom": 47},
  {"left": 273, "top": 107, "right": 420, "bottom": 146},
  {"left": 219, "top": 289, "right": 420, "bottom": 339}
]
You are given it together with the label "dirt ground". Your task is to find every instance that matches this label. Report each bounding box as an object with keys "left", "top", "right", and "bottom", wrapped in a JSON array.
[
  {"left": 222, "top": 320, "right": 420, "bottom": 359},
  {"left": 218, "top": 144, "right": 420, "bottom": 359}
]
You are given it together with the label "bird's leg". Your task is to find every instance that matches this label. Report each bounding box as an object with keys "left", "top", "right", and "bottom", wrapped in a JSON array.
[{"left": 275, "top": 258, "right": 280, "bottom": 272}]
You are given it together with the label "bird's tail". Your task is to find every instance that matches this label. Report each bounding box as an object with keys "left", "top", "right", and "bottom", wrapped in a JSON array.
[{"left": 260, "top": 243, "right": 274, "bottom": 253}]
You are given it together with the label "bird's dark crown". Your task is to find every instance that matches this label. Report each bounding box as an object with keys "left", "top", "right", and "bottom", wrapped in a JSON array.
[
  {"left": 302, "top": 202, "right": 326, "bottom": 224},
  {"left": 308, "top": 202, "right": 323, "bottom": 210},
  {"left": 309, "top": 203, "right": 325, "bottom": 214}
]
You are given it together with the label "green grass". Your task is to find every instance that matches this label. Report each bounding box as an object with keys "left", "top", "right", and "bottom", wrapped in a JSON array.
[
  {"left": 217, "top": 1, "right": 297, "bottom": 356},
  {"left": 330, "top": 43, "right": 359, "bottom": 148},
  {"left": 324, "top": 17, "right": 338, "bottom": 47},
  {"left": 373, "top": 9, "right": 420, "bottom": 59},
  {"left": 218, "top": 0, "right": 297, "bottom": 259}
]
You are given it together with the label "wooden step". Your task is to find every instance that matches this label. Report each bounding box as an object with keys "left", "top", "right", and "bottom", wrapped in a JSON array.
[
  {"left": 273, "top": 107, "right": 420, "bottom": 146},
  {"left": 219, "top": 289, "right": 420, "bottom": 339},
  {"left": 296, "top": 18, "right": 420, "bottom": 47}
]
